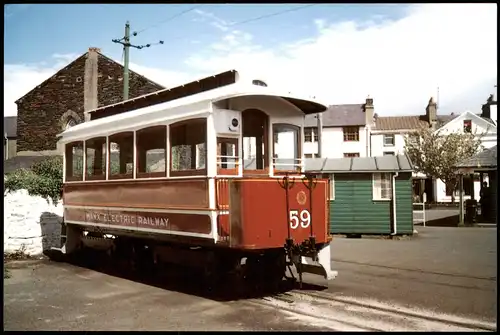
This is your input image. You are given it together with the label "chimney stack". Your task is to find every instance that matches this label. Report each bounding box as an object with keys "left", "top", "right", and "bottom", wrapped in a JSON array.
[
  {"left": 84, "top": 47, "right": 100, "bottom": 121},
  {"left": 426, "top": 97, "right": 437, "bottom": 128},
  {"left": 364, "top": 95, "right": 374, "bottom": 126}
]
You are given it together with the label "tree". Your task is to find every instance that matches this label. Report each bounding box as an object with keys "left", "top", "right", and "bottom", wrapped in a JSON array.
[{"left": 404, "top": 125, "right": 483, "bottom": 203}]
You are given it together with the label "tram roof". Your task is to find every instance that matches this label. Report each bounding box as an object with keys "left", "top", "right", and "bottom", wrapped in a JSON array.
[{"left": 57, "top": 78, "right": 328, "bottom": 143}]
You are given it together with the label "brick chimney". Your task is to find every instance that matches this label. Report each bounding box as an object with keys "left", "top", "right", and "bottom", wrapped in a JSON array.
[
  {"left": 364, "top": 95, "right": 374, "bottom": 126},
  {"left": 426, "top": 97, "right": 437, "bottom": 128},
  {"left": 84, "top": 47, "right": 100, "bottom": 122},
  {"left": 481, "top": 94, "right": 495, "bottom": 118}
]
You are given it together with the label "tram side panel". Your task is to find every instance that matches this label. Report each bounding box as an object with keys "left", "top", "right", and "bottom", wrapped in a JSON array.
[{"left": 224, "top": 178, "right": 330, "bottom": 250}]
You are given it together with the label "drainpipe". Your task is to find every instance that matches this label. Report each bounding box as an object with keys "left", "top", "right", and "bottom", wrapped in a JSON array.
[
  {"left": 391, "top": 172, "right": 399, "bottom": 235},
  {"left": 316, "top": 113, "right": 323, "bottom": 158}
]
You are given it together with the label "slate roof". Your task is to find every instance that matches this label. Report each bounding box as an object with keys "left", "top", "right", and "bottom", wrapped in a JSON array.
[
  {"left": 305, "top": 154, "right": 414, "bottom": 173},
  {"left": 4, "top": 116, "right": 17, "bottom": 138},
  {"left": 305, "top": 104, "right": 366, "bottom": 127},
  {"left": 455, "top": 145, "right": 497, "bottom": 169}
]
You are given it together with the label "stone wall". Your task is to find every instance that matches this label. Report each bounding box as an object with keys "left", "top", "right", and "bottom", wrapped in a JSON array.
[{"left": 16, "top": 53, "right": 164, "bottom": 153}]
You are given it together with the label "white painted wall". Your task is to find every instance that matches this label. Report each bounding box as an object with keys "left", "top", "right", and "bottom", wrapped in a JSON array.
[
  {"left": 4, "top": 190, "right": 63, "bottom": 256},
  {"left": 304, "top": 126, "right": 369, "bottom": 158},
  {"left": 370, "top": 133, "right": 407, "bottom": 156}
]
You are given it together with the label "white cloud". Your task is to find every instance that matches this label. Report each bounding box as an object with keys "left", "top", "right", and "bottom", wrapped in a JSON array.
[
  {"left": 185, "top": 4, "right": 497, "bottom": 115},
  {"left": 3, "top": 4, "right": 497, "bottom": 117}
]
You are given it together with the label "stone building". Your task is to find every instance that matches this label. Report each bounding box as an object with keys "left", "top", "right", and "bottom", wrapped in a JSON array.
[{"left": 14, "top": 47, "right": 165, "bottom": 156}]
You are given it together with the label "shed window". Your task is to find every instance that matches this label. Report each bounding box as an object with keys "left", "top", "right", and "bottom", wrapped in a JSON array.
[
  {"left": 272, "top": 124, "right": 301, "bottom": 173},
  {"left": 85, "top": 137, "right": 106, "bottom": 181},
  {"left": 170, "top": 119, "right": 207, "bottom": 176},
  {"left": 373, "top": 173, "right": 392, "bottom": 200},
  {"left": 136, "top": 126, "right": 167, "bottom": 178},
  {"left": 109, "top": 132, "right": 134, "bottom": 179},
  {"left": 343, "top": 126, "right": 359, "bottom": 141},
  {"left": 383, "top": 134, "right": 395, "bottom": 146},
  {"left": 65, "top": 141, "right": 84, "bottom": 182}
]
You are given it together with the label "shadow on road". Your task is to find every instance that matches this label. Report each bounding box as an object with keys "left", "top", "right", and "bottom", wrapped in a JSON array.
[
  {"left": 424, "top": 214, "right": 459, "bottom": 227},
  {"left": 45, "top": 248, "right": 327, "bottom": 302}
]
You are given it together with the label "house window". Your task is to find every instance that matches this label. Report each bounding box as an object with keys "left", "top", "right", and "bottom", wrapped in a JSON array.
[
  {"left": 343, "top": 126, "right": 359, "bottom": 141},
  {"left": 304, "top": 153, "right": 314, "bottom": 159},
  {"left": 373, "top": 173, "right": 392, "bottom": 200},
  {"left": 170, "top": 118, "right": 207, "bottom": 176},
  {"left": 383, "top": 134, "right": 395, "bottom": 146},
  {"left": 383, "top": 151, "right": 395, "bottom": 156},
  {"left": 344, "top": 152, "right": 360, "bottom": 158},
  {"left": 463, "top": 120, "right": 472, "bottom": 133},
  {"left": 304, "top": 127, "right": 318, "bottom": 143},
  {"left": 136, "top": 126, "right": 167, "bottom": 178}
]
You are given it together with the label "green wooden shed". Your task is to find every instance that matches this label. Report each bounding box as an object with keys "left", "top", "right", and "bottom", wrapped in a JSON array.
[{"left": 306, "top": 154, "right": 415, "bottom": 235}]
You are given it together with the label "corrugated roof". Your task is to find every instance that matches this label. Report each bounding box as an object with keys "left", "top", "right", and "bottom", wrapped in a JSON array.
[
  {"left": 4, "top": 116, "right": 17, "bottom": 138},
  {"left": 455, "top": 145, "right": 497, "bottom": 169},
  {"left": 305, "top": 104, "right": 366, "bottom": 127},
  {"left": 305, "top": 154, "right": 414, "bottom": 173}
]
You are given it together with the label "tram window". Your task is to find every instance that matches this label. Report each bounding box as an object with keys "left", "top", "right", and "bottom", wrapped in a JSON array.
[
  {"left": 170, "top": 119, "right": 207, "bottom": 176},
  {"left": 65, "top": 141, "right": 84, "bottom": 181},
  {"left": 108, "top": 132, "right": 134, "bottom": 179},
  {"left": 136, "top": 126, "right": 167, "bottom": 178},
  {"left": 217, "top": 137, "right": 238, "bottom": 175},
  {"left": 85, "top": 137, "right": 106, "bottom": 181},
  {"left": 272, "top": 124, "right": 300, "bottom": 173}
]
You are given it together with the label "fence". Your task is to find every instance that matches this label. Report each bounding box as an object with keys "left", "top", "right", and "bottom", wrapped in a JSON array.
[{"left": 413, "top": 201, "right": 426, "bottom": 227}]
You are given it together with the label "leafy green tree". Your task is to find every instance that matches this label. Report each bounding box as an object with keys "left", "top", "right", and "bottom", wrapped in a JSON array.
[{"left": 404, "top": 125, "right": 483, "bottom": 203}]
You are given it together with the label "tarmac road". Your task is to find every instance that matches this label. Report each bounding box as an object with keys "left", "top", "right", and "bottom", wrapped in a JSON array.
[
  {"left": 308, "top": 226, "right": 497, "bottom": 322},
  {"left": 3, "top": 258, "right": 330, "bottom": 331},
  {"left": 4, "top": 226, "right": 496, "bottom": 330}
]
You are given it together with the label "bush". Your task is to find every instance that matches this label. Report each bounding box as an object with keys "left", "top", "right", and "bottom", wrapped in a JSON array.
[{"left": 4, "top": 156, "right": 63, "bottom": 204}]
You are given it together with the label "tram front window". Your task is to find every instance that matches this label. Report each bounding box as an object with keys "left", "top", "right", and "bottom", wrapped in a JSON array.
[{"left": 273, "top": 124, "right": 300, "bottom": 173}]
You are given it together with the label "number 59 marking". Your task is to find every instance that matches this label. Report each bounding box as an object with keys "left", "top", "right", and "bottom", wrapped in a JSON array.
[{"left": 289, "top": 209, "right": 311, "bottom": 229}]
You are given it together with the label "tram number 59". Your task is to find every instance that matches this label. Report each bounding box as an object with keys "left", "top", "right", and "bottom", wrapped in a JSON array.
[{"left": 289, "top": 209, "right": 311, "bottom": 229}]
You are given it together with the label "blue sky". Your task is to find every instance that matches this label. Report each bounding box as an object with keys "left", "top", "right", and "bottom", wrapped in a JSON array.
[
  {"left": 3, "top": 4, "right": 497, "bottom": 117},
  {"left": 4, "top": 4, "right": 408, "bottom": 67}
]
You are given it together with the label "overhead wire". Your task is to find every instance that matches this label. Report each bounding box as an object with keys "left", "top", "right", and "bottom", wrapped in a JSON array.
[
  {"left": 134, "top": 5, "right": 201, "bottom": 35},
  {"left": 166, "top": 4, "right": 318, "bottom": 43}
]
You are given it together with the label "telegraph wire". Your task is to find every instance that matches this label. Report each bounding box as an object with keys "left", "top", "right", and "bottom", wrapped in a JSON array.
[
  {"left": 166, "top": 4, "right": 318, "bottom": 43},
  {"left": 229, "top": 4, "right": 317, "bottom": 28},
  {"left": 134, "top": 5, "right": 201, "bottom": 36}
]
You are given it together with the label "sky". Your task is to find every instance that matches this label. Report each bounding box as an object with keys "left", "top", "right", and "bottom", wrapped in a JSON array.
[{"left": 3, "top": 3, "right": 497, "bottom": 117}]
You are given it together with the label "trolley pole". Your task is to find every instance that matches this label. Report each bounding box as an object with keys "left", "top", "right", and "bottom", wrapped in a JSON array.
[{"left": 112, "top": 21, "right": 164, "bottom": 101}]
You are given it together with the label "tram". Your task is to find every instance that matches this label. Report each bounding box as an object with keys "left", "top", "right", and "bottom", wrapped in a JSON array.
[{"left": 52, "top": 69, "right": 338, "bottom": 288}]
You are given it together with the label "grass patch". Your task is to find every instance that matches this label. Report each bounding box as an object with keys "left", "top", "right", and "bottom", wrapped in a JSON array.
[{"left": 4, "top": 244, "right": 33, "bottom": 262}]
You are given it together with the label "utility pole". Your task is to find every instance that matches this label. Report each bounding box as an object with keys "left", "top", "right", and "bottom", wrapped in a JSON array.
[{"left": 112, "top": 21, "right": 164, "bottom": 101}]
